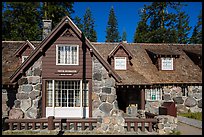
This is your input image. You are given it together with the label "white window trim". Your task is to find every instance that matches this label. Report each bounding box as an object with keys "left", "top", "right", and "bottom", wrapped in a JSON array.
[
  {"left": 46, "top": 80, "right": 89, "bottom": 108},
  {"left": 56, "top": 44, "right": 79, "bottom": 65},
  {"left": 161, "top": 57, "right": 173, "bottom": 70},
  {"left": 114, "top": 57, "right": 127, "bottom": 70},
  {"left": 145, "top": 88, "right": 162, "bottom": 101},
  {"left": 22, "top": 56, "right": 28, "bottom": 63}
]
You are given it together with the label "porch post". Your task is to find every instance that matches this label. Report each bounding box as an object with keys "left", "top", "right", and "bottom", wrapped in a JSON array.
[{"left": 140, "top": 88, "right": 145, "bottom": 110}]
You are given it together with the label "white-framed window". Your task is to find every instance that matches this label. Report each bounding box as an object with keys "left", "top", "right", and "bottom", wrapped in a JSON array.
[
  {"left": 56, "top": 45, "right": 79, "bottom": 65},
  {"left": 22, "top": 56, "right": 28, "bottom": 63},
  {"left": 145, "top": 88, "right": 162, "bottom": 101},
  {"left": 46, "top": 80, "right": 89, "bottom": 107},
  {"left": 114, "top": 57, "right": 127, "bottom": 70},
  {"left": 161, "top": 57, "right": 173, "bottom": 70}
]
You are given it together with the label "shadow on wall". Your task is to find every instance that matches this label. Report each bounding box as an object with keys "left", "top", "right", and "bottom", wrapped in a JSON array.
[{"left": 6, "top": 87, "right": 17, "bottom": 109}]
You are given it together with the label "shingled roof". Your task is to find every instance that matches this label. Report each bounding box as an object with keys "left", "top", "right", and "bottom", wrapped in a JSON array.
[
  {"left": 93, "top": 42, "right": 202, "bottom": 85},
  {"left": 2, "top": 41, "right": 41, "bottom": 85},
  {"left": 2, "top": 41, "right": 202, "bottom": 86}
]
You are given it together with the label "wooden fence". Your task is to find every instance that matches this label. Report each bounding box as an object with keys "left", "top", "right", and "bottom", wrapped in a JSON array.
[
  {"left": 124, "top": 117, "right": 157, "bottom": 132},
  {"left": 3, "top": 116, "right": 98, "bottom": 131},
  {"left": 3, "top": 114, "right": 158, "bottom": 132}
]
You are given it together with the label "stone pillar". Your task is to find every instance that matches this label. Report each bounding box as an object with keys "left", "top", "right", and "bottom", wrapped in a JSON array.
[{"left": 42, "top": 20, "right": 52, "bottom": 40}]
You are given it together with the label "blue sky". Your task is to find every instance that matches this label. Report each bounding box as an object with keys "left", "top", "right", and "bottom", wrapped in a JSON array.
[{"left": 73, "top": 2, "right": 202, "bottom": 42}]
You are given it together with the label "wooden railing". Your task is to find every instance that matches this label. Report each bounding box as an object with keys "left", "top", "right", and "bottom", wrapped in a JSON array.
[
  {"left": 4, "top": 117, "right": 98, "bottom": 131},
  {"left": 3, "top": 116, "right": 158, "bottom": 133},
  {"left": 124, "top": 117, "right": 157, "bottom": 132}
]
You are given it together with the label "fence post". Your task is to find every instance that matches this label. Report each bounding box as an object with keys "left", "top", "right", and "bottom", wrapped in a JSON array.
[{"left": 48, "top": 116, "right": 55, "bottom": 130}]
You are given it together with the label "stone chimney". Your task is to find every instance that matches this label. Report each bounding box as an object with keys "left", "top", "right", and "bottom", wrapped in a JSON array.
[{"left": 42, "top": 20, "right": 52, "bottom": 40}]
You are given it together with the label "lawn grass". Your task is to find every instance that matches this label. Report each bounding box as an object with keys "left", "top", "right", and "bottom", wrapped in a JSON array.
[{"left": 178, "top": 112, "right": 202, "bottom": 121}]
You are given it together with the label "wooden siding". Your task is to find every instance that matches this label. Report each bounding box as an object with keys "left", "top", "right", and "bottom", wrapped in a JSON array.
[
  {"left": 41, "top": 27, "right": 93, "bottom": 118},
  {"left": 110, "top": 47, "right": 131, "bottom": 70},
  {"left": 42, "top": 28, "right": 92, "bottom": 79}
]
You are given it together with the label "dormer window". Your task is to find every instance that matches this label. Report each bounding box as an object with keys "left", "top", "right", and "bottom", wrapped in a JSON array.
[
  {"left": 146, "top": 49, "right": 179, "bottom": 71},
  {"left": 114, "top": 57, "right": 127, "bottom": 70},
  {"left": 22, "top": 56, "right": 28, "bottom": 63},
  {"left": 161, "top": 57, "right": 173, "bottom": 70}
]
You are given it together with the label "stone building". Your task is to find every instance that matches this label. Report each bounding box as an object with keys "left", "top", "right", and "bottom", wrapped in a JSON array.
[{"left": 2, "top": 16, "right": 202, "bottom": 133}]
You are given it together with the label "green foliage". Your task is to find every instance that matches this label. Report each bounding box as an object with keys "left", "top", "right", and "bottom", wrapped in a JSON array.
[
  {"left": 169, "top": 130, "right": 181, "bottom": 135},
  {"left": 176, "top": 11, "right": 191, "bottom": 44},
  {"left": 2, "top": 2, "right": 42, "bottom": 41},
  {"left": 106, "top": 6, "right": 120, "bottom": 42},
  {"left": 2, "top": 2, "right": 74, "bottom": 41},
  {"left": 190, "top": 10, "right": 202, "bottom": 44},
  {"left": 73, "top": 16, "right": 83, "bottom": 31},
  {"left": 134, "top": 2, "right": 192, "bottom": 43},
  {"left": 178, "top": 112, "right": 202, "bottom": 121},
  {"left": 83, "top": 8, "right": 97, "bottom": 42},
  {"left": 42, "top": 2, "right": 74, "bottom": 27}
]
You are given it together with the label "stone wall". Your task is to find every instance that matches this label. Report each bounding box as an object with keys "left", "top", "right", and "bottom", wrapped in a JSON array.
[
  {"left": 145, "top": 86, "right": 202, "bottom": 115},
  {"left": 8, "top": 57, "right": 42, "bottom": 119},
  {"left": 155, "top": 115, "right": 178, "bottom": 135},
  {"left": 92, "top": 56, "right": 125, "bottom": 133},
  {"left": 2, "top": 89, "right": 9, "bottom": 118}
]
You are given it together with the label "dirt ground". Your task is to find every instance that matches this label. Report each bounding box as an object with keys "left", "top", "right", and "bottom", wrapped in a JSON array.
[{"left": 177, "top": 122, "right": 202, "bottom": 135}]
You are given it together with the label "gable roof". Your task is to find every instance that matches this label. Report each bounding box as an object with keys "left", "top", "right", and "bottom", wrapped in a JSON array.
[
  {"left": 10, "top": 16, "right": 122, "bottom": 83},
  {"left": 14, "top": 40, "right": 36, "bottom": 57},
  {"left": 108, "top": 42, "right": 133, "bottom": 59}
]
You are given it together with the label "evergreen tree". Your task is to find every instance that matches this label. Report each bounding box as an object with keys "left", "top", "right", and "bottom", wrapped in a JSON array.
[
  {"left": 190, "top": 11, "right": 202, "bottom": 44},
  {"left": 176, "top": 11, "right": 191, "bottom": 44},
  {"left": 73, "top": 16, "right": 83, "bottom": 31},
  {"left": 42, "top": 2, "right": 74, "bottom": 27},
  {"left": 2, "top": 2, "right": 42, "bottom": 41},
  {"left": 122, "top": 28, "right": 127, "bottom": 41},
  {"left": 83, "top": 7, "right": 97, "bottom": 42},
  {"left": 105, "top": 6, "right": 120, "bottom": 42},
  {"left": 134, "top": 8, "right": 149, "bottom": 43},
  {"left": 136, "top": 2, "right": 182, "bottom": 43},
  {"left": 190, "top": 26, "right": 199, "bottom": 44},
  {"left": 2, "top": 2, "right": 75, "bottom": 41}
]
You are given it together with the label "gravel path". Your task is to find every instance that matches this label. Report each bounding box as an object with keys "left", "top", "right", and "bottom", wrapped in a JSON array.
[
  {"left": 177, "top": 122, "right": 202, "bottom": 135},
  {"left": 177, "top": 116, "right": 202, "bottom": 129}
]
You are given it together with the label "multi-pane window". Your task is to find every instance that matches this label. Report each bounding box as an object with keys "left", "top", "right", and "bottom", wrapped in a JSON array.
[
  {"left": 46, "top": 80, "right": 53, "bottom": 107},
  {"left": 56, "top": 45, "right": 79, "bottom": 65},
  {"left": 145, "top": 88, "right": 162, "bottom": 101},
  {"left": 46, "top": 80, "right": 89, "bottom": 107},
  {"left": 161, "top": 57, "right": 173, "bottom": 70},
  {"left": 114, "top": 57, "right": 127, "bottom": 70}
]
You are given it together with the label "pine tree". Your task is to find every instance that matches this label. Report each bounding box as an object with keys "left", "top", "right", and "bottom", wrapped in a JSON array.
[
  {"left": 176, "top": 11, "right": 191, "bottom": 44},
  {"left": 42, "top": 2, "right": 74, "bottom": 27},
  {"left": 2, "top": 2, "right": 75, "bottom": 41},
  {"left": 140, "top": 2, "right": 182, "bottom": 43},
  {"left": 190, "top": 26, "right": 199, "bottom": 44},
  {"left": 73, "top": 16, "right": 83, "bottom": 31},
  {"left": 2, "top": 2, "right": 42, "bottom": 41},
  {"left": 190, "top": 11, "right": 202, "bottom": 44},
  {"left": 133, "top": 7, "right": 149, "bottom": 43},
  {"left": 83, "top": 7, "right": 97, "bottom": 42},
  {"left": 105, "top": 6, "right": 120, "bottom": 42}
]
